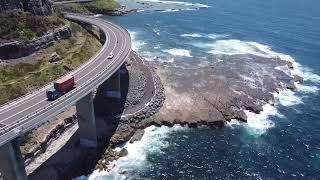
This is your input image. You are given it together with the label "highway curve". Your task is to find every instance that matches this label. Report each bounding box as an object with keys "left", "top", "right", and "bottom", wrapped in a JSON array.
[{"left": 0, "top": 14, "right": 131, "bottom": 147}]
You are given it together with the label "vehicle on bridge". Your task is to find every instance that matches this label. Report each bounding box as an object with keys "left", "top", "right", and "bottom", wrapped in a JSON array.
[{"left": 46, "top": 75, "right": 75, "bottom": 101}]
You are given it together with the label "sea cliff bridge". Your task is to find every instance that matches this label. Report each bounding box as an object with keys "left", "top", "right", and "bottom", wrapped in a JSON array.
[{"left": 0, "top": 14, "right": 132, "bottom": 180}]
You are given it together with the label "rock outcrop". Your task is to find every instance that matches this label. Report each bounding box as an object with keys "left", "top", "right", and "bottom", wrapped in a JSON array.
[
  {"left": 0, "top": 0, "right": 23, "bottom": 12},
  {"left": 0, "top": 0, "right": 53, "bottom": 15},
  {"left": 0, "top": 22, "right": 71, "bottom": 59},
  {"left": 25, "top": 0, "right": 53, "bottom": 16}
]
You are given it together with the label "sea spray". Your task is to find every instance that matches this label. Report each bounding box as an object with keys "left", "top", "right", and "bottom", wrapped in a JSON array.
[
  {"left": 162, "top": 48, "right": 193, "bottom": 57},
  {"left": 79, "top": 125, "right": 187, "bottom": 179}
]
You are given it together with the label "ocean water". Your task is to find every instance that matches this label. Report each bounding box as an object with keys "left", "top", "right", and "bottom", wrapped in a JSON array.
[{"left": 81, "top": 0, "right": 320, "bottom": 179}]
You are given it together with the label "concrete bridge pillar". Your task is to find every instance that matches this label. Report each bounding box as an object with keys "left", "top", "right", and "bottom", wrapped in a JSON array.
[
  {"left": 76, "top": 92, "right": 97, "bottom": 148},
  {"left": 0, "top": 139, "right": 27, "bottom": 180},
  {"left": 106, "top": 70, "right": 121, "bottom": 99},
  {"left": 99, "top": 29, "right": 106, "bottom": 44}
]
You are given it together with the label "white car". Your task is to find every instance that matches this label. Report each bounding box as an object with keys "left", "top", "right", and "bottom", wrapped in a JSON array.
[{"left": 107, "top": 53, "right": 113, "bottom": 59}]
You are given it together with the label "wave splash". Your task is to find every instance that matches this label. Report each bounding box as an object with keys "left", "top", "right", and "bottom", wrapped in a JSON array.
[
  {"left": 129, "top": 31, "right": 147, "bottom": 51},
  {"left": 214, "top": 39, "right": 320, "bottom": 135},
  {"left": 77, "top": 125, "right": 186, "bottom": 180},
  {"left": 163, "top": 48, "right": 193, "bottom": 57},
  {"left": 181, "top": 33, "right": 228, "bottom": 39}
]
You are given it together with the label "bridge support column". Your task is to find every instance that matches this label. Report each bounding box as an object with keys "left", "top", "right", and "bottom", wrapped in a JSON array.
[
  {"left": 0, "top": 139, "right": 27, "bottom": 180},
  {"left": 106, "top": 70, "right": 121, "bottom": 99},
  {"left": 99, "top": 29, "right": 106, "bottom": 44},
  {"left": 76, "top": 92, "right": 97, "bottom": 148}
]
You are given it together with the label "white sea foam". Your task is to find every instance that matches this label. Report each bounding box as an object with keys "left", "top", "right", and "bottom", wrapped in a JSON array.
[
  {"left": 274, "top": 90, "right": 303, "bottom": 107},
  {"left": 227, "top": 104, "right": 282, "bottom": 135},
  {"left": 129, "top": 31, "right": 147, "bottom": 51},
  {"left": 218, "top": 39, "right": 320, "bottom": 135},
  {"left": 195, "top": 39, "right": 320, "bottom": 84},
  {"left": 161, "top": 9, "right": 180, "bottom": 12},
  {"left": 181, "top": 33, "right": 202, "bottom": 38},
  {"left": 296, "top": 84, "right": 319, "bottom": 93},
  {"left": 79, "top": 125, "right": 186, "bottom": 179},
  {"left": 93, "top": 14, "right": 103, "bottom": 17},
  {"left": 163, "top": 48, "right": 192, "bottom": 57},
  {"left": 181, "top": 33, "right": 227, "bottom": 39},
  {"left": 243, "top": 104, "right": 281, "bottom": 135},
  {"left": 152, "top": 28, "right": 160, "bottom": 35},
  {"left": 143, "top": 0, "right": 209, "bottom": 8}
]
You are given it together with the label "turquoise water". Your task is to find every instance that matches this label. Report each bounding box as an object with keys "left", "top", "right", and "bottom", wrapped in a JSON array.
[{"left": 89, "top": 0, "right": 320, "bottom": 179}]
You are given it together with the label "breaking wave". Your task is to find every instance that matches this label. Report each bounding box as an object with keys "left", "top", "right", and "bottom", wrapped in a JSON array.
[
  {"left": 163, "top": 48, "right": 193, "bottom": 57},
  {"left": 181, "top": 33, "right": 228, "bottom": 39},
  {"left": 77, "top": 125, "right": 187, "bottom": 180},
  {"left": 129, "top": 31, "right": 147, "bottom": 51},
  {"left": 218, "top": 39, "right": 320, "bottom": 135}
]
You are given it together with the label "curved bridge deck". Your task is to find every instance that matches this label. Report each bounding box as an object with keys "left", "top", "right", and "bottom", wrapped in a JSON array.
[{"left": 0, "top": 14, "right": 131, "bottom": 147}]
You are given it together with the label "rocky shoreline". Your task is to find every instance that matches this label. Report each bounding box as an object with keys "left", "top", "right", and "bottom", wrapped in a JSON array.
[
  {"left": 86, "top": 54, "right": 305, "bottom": 173},
  {"left": 27, "top": 51, "right": 166, "bottom": 179},
  {"left": 26, "top": 51, "right": 304, "bottom": 179}
]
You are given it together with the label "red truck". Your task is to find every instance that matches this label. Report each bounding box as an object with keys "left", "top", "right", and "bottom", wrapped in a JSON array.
[{"left": 47, "top": 75, "right": 75, "bottom": 101}]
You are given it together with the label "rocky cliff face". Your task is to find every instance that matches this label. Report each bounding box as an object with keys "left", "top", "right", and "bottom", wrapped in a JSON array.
[
  {"left": 0, "top": 0, "right": 53, "bottom": 15},
  {"left": 0, "top": 0, "right": 23, "bottom": 12},
  {"left": 0, "top": 23, "right": 71, "bottom": 59},
  {"left": 25, "top": 0, "right": 53, "bottom": 16}
]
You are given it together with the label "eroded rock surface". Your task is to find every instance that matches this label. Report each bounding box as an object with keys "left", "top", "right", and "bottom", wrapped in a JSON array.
[
  {"left": 151, "top": 54, "right": 301, "bottom": 127},
  {"left": 0, "top": 0, "right": 53, "bottom": 15}
]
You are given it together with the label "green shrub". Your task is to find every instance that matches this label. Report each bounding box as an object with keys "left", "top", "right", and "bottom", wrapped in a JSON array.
[{"left": 0, "top": 11, "right": 65, "bottom": 41}]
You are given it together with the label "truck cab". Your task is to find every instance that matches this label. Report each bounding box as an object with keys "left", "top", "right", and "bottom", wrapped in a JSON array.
[
  {"left": 46, "top": 88, "right": 62, "bottom": 101},
  {"left": 46, "top": 75, "right": 75, "bottom": 101}
]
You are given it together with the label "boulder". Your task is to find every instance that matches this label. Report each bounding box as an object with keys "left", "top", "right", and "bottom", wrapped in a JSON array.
[
  {"left": 49, "top": 52, "right": 61, "bottom": 62},
  {"left": 293, "top": 75, "right": 303, "bottom": 84},
  {"left": 119, "top": 148, "right": 128, "bottom": 157},
  {"left": 130, "top": 129, "right": 144, "bottom": 143}
]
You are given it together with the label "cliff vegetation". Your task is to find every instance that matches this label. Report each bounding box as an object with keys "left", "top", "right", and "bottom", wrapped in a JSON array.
[
  {"left": 0, "top": 11, "right": 65, "bottom": 42},
  {"left": 59, "top": 0, "right": 118, "bottom": 14}
]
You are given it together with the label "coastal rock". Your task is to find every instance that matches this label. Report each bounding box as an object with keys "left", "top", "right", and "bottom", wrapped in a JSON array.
[
  {"left": 119, "top": 148, "right": 128, "bottom": 157},
  {"left": 293, "top": 75, "right": 304, "bottom": 84},
  {"left": 287, "top": 80, "right": 297, "bottom": 91},
  {"left": 130, "top": 129, "right": 145, "bottom": 143},
  {"left": 110, "top": 124, "right": 135, "bottom": 146}
]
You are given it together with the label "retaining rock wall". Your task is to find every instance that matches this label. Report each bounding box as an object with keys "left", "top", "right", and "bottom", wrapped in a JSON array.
[{"left": 0, "top": 23, "right": 72, "bottom": 60}]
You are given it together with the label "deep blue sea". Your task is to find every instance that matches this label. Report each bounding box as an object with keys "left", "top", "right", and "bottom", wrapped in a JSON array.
[{"left": 82, "top": 0, "right": 320, "bottom": 179}]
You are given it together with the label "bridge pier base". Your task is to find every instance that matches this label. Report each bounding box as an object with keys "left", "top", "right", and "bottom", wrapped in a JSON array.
[
  {"left": 100, "top": 29, "right": 106, "bottom": 44},
  {"left": 0, "top": 139, "right": 27, "bottom": 180},
  {"left": 76, "top": 92, "right": 97, "bottom": 148},
  {"left": 106, "top": 70, "right": 121, "bottom": 99}
]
